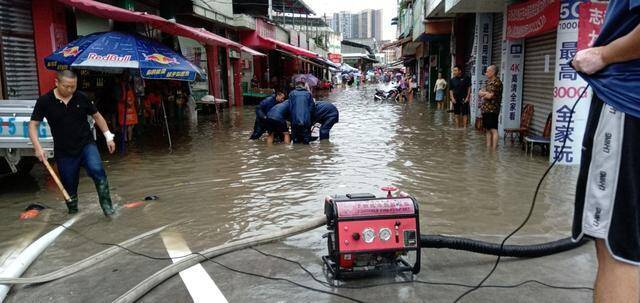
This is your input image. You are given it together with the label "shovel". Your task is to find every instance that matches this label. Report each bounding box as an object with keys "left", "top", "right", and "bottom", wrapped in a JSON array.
[{"left": 42, "top": 160, "right": 71, "bottom": 203}]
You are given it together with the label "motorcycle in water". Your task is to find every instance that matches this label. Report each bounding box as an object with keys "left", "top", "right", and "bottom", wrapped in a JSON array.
[{"left": 374, "top": 82, "right": 401, "bottom": 102}]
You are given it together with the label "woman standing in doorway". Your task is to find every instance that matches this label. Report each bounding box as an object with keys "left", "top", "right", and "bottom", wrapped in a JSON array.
[{"left": 434, "top": 72, "right": 447, "bottom": 109}]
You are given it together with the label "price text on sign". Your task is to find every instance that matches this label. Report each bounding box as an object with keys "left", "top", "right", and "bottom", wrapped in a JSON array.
[{"left": 553, "top": 86, "right": 589, "bottom": 99}]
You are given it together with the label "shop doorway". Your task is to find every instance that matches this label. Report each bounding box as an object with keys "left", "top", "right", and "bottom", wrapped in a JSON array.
[{"left": 218, "top": 46, "right": 228, "bottom": 100}]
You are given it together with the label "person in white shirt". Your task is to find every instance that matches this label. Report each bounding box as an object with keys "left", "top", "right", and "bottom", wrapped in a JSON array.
[{"left": 434, "top": 72, "right": 447, "bottom": 110}]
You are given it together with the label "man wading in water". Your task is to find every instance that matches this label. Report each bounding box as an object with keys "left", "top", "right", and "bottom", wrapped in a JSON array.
[{"left": 29, "top": 70, "right": 117, "bottom": 217}]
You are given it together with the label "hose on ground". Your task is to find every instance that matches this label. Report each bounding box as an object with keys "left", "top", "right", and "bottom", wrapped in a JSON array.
[
  {"left": 0, "top": 223, "right": 172, "bottom": 285},
  {"left": 112, "top": 216, "right": 328, "bottom": 303},
  {"left": 113, "top": 216, "right": 589, "bottom": 303},
  {"left": 421, "top": 235, "right": 589, "bottom": 258}
]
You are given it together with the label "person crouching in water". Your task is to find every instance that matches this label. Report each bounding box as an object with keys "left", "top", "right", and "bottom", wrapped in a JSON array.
[
  {"left": 249, "top": 91, "right": 286, "bottom": 140},
  {"left": 265, "top": 99, "right": 291, "bottom": 144},
  {"left": 312, "top": 101, "right": 339, "bottom": 141},
  {"left": 288, "top": 81, "right": 315, "bottom": 144}
]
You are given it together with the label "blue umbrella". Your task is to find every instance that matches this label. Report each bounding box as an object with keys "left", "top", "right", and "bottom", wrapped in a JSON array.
[{"left": 45, "top": 31, "right": 205, "bottom": 81}]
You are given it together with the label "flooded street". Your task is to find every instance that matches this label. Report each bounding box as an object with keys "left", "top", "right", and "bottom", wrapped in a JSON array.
[{"left": 0, "top": 87, "right": 593, "bottom": 302}]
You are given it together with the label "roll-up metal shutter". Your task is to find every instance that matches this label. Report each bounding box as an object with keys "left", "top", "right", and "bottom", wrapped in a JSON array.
[
  {"left": 491, "top": 13, "right": 503, "bottom": 67},
  {"left": 0, "top": 0, "right": 39, "bottom": 100},
  {"left": 523, "top": 30, "right": 556, "bottom": 135}
]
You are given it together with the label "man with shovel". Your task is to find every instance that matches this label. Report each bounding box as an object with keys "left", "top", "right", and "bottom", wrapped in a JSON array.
[{"left": 29, "top": 70, "right": 117, "bottom": 217}]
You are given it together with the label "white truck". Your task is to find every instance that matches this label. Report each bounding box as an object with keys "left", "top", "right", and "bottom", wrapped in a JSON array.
[{"left": 0, "top": 100, "right": 53, "bottom": 176}]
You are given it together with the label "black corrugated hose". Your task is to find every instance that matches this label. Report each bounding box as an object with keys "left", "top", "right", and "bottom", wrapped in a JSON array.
[{"left": 421, "top": 235, "right": 589, "bottom": 258}]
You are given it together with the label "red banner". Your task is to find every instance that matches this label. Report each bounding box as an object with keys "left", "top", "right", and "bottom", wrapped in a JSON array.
[
  {"left": 328, "top": 53, "right": 342, "bottom": 63},
  {"left": 506, "top": 0, "right": 560, "bottom": 40},
  {"left": 577, "top": 2, "right": 608, "bottom": 51}
]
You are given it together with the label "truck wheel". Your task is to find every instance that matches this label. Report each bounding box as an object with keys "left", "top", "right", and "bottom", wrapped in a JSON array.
[{"left": 16, "top": 157, "right": 37, "bottom": 176}]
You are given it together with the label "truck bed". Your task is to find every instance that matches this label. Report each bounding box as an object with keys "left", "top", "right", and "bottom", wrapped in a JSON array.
[{"left": 0, "top": 100, "right": 53, "bottom": 149}]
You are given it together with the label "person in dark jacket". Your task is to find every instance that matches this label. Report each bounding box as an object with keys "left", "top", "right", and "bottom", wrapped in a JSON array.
[
  {"left": 249, "top": 91, "right": 285, "bottom": 140},
  {"left": 312, "top": 101, "right": 339, "bottom": 140},
  {"left": 266, "top": 99, "right": 291, "bottom": 144},
  {"left": 288, "top": 82, "right": 315, "bottom": 144}
]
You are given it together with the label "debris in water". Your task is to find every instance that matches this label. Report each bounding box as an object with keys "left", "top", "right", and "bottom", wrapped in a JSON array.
[
  {"left": 123, "top": 201, "right": 146, "bottom": 208},
  {"left": 19, "top": 203, "right": 47, "bottom": 220}
]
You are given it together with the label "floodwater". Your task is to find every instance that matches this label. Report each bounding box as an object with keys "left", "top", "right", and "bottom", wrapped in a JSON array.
[{"left": 0, "top": 86, "right": 584, "bottom": 302}]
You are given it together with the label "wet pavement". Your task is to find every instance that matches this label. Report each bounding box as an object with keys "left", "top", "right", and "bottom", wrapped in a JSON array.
[{"left": 0, "top": 86, "right": 595, "bottom": 302}]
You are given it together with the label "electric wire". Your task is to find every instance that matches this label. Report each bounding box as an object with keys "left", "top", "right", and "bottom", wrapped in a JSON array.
[
  {"left": 28, "top": 218, "right": 365, "bottom": 303},
  {"left": 452, "top": 85, "right": 591, "bottom": 302},
  {"left": 250, "top": 247, "right": 593, "bottom": 292},
  {"left": 25, "top": 217, "right": 592, "bottom": 303}
]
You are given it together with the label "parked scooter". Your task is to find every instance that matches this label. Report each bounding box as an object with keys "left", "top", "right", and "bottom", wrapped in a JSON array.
[{"left": 374, "top": 82, "right": 401, "bottom": 102}]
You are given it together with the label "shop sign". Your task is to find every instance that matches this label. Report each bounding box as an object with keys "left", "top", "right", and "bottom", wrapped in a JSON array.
[
  {"left": 299, "top": 32, "right": 308, "bottom": 49},
  {"left": 229, "top": 49, "right": 240, "bottom": 59},
  {"left": 256, "top": 18, "right": 275, "bottom": 39},
  {"left": 577, "top": 2, "right": 608, "bottom": 50},
  {"left": 328, "top": 53, "right": 342, "bottom": 63},
  {"left": 499, "top": 40, "right": 525, "bottom": 133},
  {"left": 470, "top": 13, "right": 493, "bottom": 120},
  {"left": 506, "top": 0, "right": 561, "bottom": 40},
  {"left": 412, "top": 0, "right": 425, "bottom": 41},
  {"left": 289, "top": 30, "right": 299, "bottom": 47},
  {"left": 177, "top": 37, "right": 209, "bottom": 95},
  {"left": 550, "top": 0, "right": 591, "bottom": 165}
]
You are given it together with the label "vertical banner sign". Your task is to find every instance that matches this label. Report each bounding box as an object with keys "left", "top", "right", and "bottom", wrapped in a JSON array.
[
  {"left": 499, "top": 10, "right": 525, "bottom": 134},
  {"left": 577, "top": 2, "right": 608, "bottom": 51},
  {"left": 470, "top": 13, "right": 493, "bottom": 122},
  {"left": 550, "top": 0, "right": 591, "bottom": 165}
]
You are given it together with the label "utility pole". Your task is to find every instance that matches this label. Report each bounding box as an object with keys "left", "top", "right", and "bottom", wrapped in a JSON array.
[{"left": 268, "top": 0, "right": 273, "bottom": 20}]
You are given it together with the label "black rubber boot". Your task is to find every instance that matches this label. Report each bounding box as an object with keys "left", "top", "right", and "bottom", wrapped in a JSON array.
[
  {"left": 95, "top": 179, "right": 115, "bottom": 217},
  {"left": 66, "top": 195, "right": 79, "bottom": 214}
]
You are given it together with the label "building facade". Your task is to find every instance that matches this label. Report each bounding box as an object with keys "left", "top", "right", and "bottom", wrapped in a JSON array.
[
  {"left": 416, "top": 0, "right": 606, "bottom": 166},
  {"left": 331, "top": 9, "right": 383, "bottom": 40}
]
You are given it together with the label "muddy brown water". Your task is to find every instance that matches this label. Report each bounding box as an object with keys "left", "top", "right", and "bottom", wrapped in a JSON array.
[{"left": 0, "top": 86, "right": 580, "bottom": 290}]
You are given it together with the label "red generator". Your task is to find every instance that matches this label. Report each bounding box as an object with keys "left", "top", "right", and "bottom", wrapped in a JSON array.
[{"left": 323, "top": 190, "right": 421, "bottom": 279}]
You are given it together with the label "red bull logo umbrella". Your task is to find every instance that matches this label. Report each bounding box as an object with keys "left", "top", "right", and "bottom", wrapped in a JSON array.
[{"left": 45, "top": 31, "right": 205, "bottom": 81}]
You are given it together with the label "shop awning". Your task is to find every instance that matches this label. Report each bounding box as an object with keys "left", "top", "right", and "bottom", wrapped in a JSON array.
[
  {"left": 381, "top": 37, "right": 411, "bottom": 50},
  {"left": 342, "top": 53, "right": 379, "bottom": 63},
  {"left": 241, "top": 46, "right": 266, "bottom": 57},
  {"left": 313, "top": 57, "right": 340, "bottom": 69},
  {"left": 263, "top": 37, "right": 318, "bottom": 58},
  {"left": 56, "top": 0, "right": 264, "bottom": 56},
  {"left": 415, "top": 20, "right": 452, "bottom": 42},
  {"left": 242, "top": 33, "right": 318, "bottom": 58}
]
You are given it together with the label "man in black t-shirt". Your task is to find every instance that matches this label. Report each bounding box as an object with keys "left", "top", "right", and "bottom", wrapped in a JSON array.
[
  {"left": 29, "top": 70, "right": 117, "bottom": 216},
  {"left": 449, "top": 65, "right": 471, "bottom": 128}
]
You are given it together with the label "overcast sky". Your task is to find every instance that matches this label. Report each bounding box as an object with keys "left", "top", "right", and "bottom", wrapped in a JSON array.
[{"left": 305, "top": 0, "right": 398, "bottom": 41}]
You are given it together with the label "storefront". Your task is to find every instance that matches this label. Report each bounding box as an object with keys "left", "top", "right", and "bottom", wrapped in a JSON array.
[
  {"left": 22, "top": 0, "right": 270, "bottom": 152},
  {"left": 417, "top": 19, "right": 452, "bottom": 103},
  {"left": 240, "top": 18, "right": 320, "bottom": 97},
  {"left": 522, "top": 31, "right": 557, "bottom": 135},
  {"left": 0, "top": 0, "right": 49, "bottom": 100},
  {"left": 503, "top": 0, "right": 561, "bottom": 136}
]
